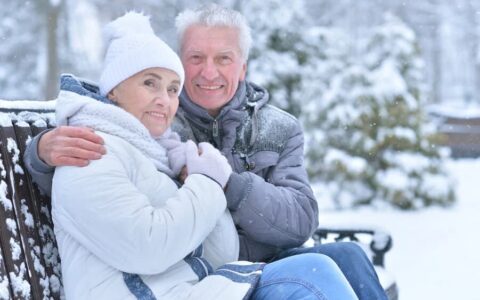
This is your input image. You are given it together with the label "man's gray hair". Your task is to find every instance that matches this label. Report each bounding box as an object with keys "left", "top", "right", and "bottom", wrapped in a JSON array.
[{"left": 175, "top": 3, "right": 252, "bottom": 62}]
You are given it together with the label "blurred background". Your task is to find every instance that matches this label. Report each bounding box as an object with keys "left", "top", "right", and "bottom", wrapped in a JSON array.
[
  {"left": 1, "top": 0, "right": 479, "bottom": 299},
  {"left": 2, "top": 0, "right": 480, "bottom": 106}
]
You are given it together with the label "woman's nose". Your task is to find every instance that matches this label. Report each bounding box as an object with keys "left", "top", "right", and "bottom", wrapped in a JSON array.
[{"left": 153, "top": 89, "right": 169, "bottom": 106}]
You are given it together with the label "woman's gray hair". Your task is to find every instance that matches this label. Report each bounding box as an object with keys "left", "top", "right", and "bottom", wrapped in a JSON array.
[{"left": 175, "top": 4, "right": 252, "bottom": 62}]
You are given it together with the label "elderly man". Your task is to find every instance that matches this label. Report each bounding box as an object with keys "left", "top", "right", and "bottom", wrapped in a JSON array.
[{"left": 24, "top": 4, "right": 387, "bottom": 299}]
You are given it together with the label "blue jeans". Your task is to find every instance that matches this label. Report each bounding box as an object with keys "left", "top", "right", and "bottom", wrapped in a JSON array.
[
  {"left": 274, "top": 242, "right": 388, "bottom": 300},
  {"left": 251, "top": 253, "right": 358, "bottom": 300}
]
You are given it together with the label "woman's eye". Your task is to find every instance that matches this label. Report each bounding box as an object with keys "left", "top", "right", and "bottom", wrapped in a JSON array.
[
  {"left": 168, "top": 86, "right": 179, "bottom": 94},
  {"left": 144, "top": 79, "right": 155, "bottom": 87}
]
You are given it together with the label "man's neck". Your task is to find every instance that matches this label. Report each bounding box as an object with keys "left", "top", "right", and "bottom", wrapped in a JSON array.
[{"left": 207, "top": 108, "right": 221, "bottom": 118}]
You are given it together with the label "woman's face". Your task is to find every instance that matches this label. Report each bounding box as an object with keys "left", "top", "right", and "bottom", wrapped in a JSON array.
[{"left": 108, "top": 68, "right": 181, "bottom": 137}]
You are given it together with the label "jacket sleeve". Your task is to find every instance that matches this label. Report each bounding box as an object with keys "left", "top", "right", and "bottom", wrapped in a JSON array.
[
  {"left": 23, "top": 129, "right": 55, "bottom": 196},
  {"left": 201, "top": 210, "right": 239, "bottom": 269},
  {"left": 52, "top": 139, "right": 227, "bottom": 275},
  {"left": 224, "top": 121, "right": 318, "bottom": 251}
]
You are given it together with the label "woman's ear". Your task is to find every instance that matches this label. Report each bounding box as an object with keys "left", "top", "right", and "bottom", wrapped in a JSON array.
[{"left": 107, "top": 89, "right": 117, "bottom": 102}]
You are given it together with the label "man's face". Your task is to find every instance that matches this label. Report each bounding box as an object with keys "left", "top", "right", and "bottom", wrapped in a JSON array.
[{"left": 181, "top": 25, "right": 247, "bottom": 116}]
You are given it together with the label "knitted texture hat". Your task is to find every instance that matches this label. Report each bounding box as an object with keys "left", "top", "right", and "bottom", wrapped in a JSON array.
[{"left": 99, "top": 12, "right": 184, "bottom": 96}]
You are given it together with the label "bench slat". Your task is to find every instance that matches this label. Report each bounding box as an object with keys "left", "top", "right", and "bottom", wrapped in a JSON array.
[
  {"left": 13, "top": 122, "right": 62, "bottom": 299},
  {"left": 0, "top": 236, "right": 13, "bottom": 300},
  {"left": 0, "top": 107, "right": 62, "bottom": 300},
  {"left": 0, "top": 122, "right": 34, "bottom": 299}
]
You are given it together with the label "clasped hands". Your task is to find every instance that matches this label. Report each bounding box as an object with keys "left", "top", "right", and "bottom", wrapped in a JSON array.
[{"left": 159, "top": 133, "right": 232, "bottom": 188}]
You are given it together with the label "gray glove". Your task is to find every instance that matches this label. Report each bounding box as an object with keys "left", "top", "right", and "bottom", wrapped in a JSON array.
[
  {"left": 158, "top": 131, "right": 186, "bottom": 177},
  {"left": 185, "top": 140, "right": 232, "bottom": 188}
]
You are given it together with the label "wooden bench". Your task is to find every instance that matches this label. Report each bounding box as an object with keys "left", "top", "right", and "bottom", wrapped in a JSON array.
[
  {"left": 0, "top": 100, "right": 61, "bottom": 299},
  {"left": 0, "top": 100, "right": 397, "bottom": 300}
]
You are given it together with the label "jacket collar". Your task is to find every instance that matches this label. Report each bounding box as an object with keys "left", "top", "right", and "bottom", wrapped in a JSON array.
[
  {"left": 178, "top": 81, "right": 269, "bottom": 123},
  {"left": 60, "top": 74, "right": 118, "bottom": 106},
  {"left": 177, "top": 81, "right": 270, "bottom": 150},
  {"left": 179, "top": 81, "right": 247, "bottom": 122}
]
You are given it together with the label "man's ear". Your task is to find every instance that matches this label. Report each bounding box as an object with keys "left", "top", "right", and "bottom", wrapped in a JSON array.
[{"left": 239, "top": 63, "right": 247, "bottom": 81}]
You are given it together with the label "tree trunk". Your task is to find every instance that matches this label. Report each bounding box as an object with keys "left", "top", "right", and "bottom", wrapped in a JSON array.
[{"left": 45, "top": 2, "right": 62, "bottom": 100}]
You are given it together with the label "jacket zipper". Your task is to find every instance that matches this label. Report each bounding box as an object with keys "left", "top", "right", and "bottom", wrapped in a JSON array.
[
  {"left": 239, "top": 152, "right": 256, "bottom": 171},
  {"left": 212, "top": 119, "right": 219, "bottom": 137}
]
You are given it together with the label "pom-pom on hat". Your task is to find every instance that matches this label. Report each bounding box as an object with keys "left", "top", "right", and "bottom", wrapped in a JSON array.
[{"left": 99, "top": 11, "right": 184, "bottom": 96}]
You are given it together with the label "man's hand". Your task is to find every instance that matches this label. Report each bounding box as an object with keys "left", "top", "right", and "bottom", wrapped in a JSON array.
[
  {"left": 178, "top": 166, "right": 188, "bottom": 184},
  {"left": 38, "top": 126, "right": 106, "bottom": 167}
]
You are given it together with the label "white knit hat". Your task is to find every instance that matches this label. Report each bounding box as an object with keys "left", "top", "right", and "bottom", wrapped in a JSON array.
[{"left": 99, "top": 12, "right": 184, "bottom": 96}]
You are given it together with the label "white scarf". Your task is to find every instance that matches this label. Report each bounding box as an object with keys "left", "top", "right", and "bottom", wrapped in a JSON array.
[{"left": 55, "top": 90, "right": 174, "bottom": 177}]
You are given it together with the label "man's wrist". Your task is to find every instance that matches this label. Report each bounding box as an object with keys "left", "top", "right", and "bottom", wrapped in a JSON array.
[
  {"left": 29, "top": 130, "right": 55, "bottom": 172},
  {"left": 224, "top": 172, "right": 251, "bottom": 210}
]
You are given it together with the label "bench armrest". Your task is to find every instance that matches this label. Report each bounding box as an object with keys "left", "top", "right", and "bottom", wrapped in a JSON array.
[{"left": 312, "top": 227, "right": 393, "bottom": 267}]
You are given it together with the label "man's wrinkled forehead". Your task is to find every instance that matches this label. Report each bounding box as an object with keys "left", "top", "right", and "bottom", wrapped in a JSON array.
[{"left": 180, "top": 25, "right": 242, "bottom": 54}]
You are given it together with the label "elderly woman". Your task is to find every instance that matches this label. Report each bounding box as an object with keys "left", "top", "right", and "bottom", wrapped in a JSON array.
[{"left": 52, "top": 12, "right": 358, "bottom": 300}]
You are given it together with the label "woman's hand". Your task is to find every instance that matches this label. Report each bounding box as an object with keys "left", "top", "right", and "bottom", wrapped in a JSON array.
[{"left": 158, "top": 132, "right": 187, "bottom": 176}]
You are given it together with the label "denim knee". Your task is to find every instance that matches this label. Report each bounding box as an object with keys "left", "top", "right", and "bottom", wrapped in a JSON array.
[
  {"left": 253, "top": 253, "right": 358, "bottom": 300},
  {"left": 320, "top": 242, "right": 366, "bottom": 256},
  {"left": 294, "top": 252, "right": 340, "bottom": 272},
  {"left": 316, "top": 242, "right": 371, "bottom": 264},
  {"left": 268, "top": 253, "right": 340, "bottom": 275},
  {"left": 274, "top": 243, "right": 386, "bottom": 300}
]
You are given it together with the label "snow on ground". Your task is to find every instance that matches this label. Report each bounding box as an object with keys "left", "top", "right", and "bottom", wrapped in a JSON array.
[{"left": 314, "top": 158, "right": 480, "bottom": 300}]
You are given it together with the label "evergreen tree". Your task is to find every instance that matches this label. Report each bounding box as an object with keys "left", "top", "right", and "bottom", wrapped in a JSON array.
[
  {"left": 0, "top": 1, "right": 41, "bottom": 100},
  {"left": 243, "top": 0, "right": 315, "bottom": 117},
  {"left": 0, "top": 0, "right": 100, "bottom": 100},
  {"left": 307, "top": 14, "right": 455, "bottom": 209}
]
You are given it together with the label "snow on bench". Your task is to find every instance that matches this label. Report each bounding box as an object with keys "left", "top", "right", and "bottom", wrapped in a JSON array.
[{"left": 0, "top": 99, "right": 61, "bottom": 299}]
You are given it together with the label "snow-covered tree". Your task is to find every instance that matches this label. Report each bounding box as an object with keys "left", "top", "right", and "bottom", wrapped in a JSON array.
[
  {"left": 0, "top": 0, "right": 207, "bottom": 100},
  {"left": 307, "top": 14, "right": 455, "bottom": 209},
  {"left": 242, "top": 0, "right": 316, "bottom": 117},
  {"left": 0, "top": 0, "right": 103, "bottom": 100},
  {"left": 0, "top": 1, "right": 42, "bottom": 100}
]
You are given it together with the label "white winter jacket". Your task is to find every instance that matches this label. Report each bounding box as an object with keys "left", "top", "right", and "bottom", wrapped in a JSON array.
[{"left": 51, "top": 75, "right": 262, "bottom": 300}]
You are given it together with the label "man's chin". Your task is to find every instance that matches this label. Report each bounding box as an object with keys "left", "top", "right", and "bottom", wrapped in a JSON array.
[{"left": 191, "top": 96, "right": 216, "bottom": 106}]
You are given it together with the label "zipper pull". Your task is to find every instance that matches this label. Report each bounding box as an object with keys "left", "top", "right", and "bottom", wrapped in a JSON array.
[
  {"left": 239, "top": 152, "right": 256, "bottom": 171},
  {"left": 212, "top": 120, "right": 219, "bottom": 137}
]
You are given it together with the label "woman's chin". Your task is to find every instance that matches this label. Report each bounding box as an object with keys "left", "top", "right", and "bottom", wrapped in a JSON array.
[{"left": 149, "top": 127, "right": 168, "bottom": 138}]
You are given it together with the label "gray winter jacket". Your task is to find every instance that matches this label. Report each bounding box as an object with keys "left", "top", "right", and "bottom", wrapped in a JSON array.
[
  {"left": 23, "top": 80, "right": 318, "bottom": 262},
  {"left": 172, "top": 81, "right": 318, "bottom": 262}
]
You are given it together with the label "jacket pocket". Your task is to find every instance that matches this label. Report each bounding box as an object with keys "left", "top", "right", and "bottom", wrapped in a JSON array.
[{"left": 235, "top": 150, "right": 279, "bottom": 175}]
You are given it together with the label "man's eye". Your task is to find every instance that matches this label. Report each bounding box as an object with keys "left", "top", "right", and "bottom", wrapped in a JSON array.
[
  {"left": 219, "top": 56, "right": 232, "bottom": 64},
  {"left": 190, "top": 55, "right": 202, "bottom": 63}
]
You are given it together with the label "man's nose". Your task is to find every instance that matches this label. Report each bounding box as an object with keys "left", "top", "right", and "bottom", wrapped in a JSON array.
[{"left": 200, "top": 59, "right": 219, "bottom": 80}]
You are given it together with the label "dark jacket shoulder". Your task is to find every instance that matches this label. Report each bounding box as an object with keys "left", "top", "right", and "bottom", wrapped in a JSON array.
[{"left": 234, "top": 104, "right": 301, "bottom": 155}]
